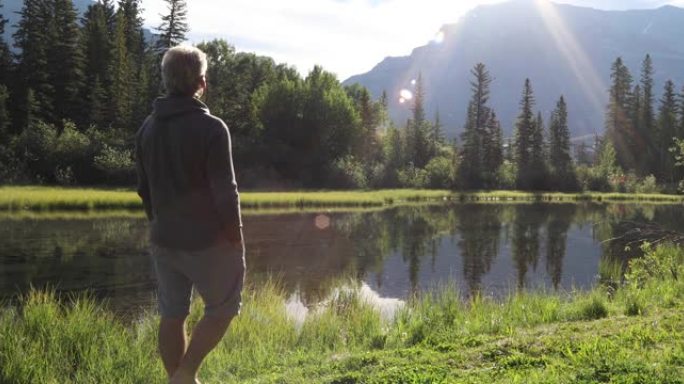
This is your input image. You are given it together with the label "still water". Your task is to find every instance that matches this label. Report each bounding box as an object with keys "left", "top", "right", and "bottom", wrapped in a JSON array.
[{"left": 1, "top": 203, "right": 682, "bottom": 316}]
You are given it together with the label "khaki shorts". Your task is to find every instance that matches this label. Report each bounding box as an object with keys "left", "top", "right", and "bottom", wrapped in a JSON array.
[{"left": 150, "top": 241, "right": 245, "bottom": 319}]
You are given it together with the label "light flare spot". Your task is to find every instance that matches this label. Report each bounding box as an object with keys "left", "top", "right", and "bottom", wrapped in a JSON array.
[
  {"left": 399, "top": 89, "right": 413, "bottom": 101},
  {"left": 315, "top": 214, "right": 330, "bottom": 230},
  {"left": 433, "top": 31, "right": 445, "bottom": 44}
]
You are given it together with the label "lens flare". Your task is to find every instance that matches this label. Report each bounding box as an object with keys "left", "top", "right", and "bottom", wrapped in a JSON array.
[
  {"left": 410, "top": 79, "right": 416, "bottom": 86},
  {"left": 433, "top": 31, "right": 445, "bottom": 44},
  {"left": 400, "top": 89, "right": 413, "bottom": 101}
]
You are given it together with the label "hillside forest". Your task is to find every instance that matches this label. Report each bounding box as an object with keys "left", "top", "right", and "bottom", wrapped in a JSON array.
[{"left": 1, "top": 0, "right": 684, "bottom": 192}]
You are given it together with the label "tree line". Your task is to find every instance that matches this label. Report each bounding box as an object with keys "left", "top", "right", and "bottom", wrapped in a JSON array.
[{"left": 0, "top": 0, "right": 683, "bottom": 192}]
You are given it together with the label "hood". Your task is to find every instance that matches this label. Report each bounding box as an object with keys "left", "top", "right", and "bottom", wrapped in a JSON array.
[{"left": 152, "top": 97, "right": 209, "bottom": 120}]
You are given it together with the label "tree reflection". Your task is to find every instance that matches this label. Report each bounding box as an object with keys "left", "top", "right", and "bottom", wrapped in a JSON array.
[
  {"left": 545, "top": 204, "right": 576, "bottom": 289},
  {"left": 456, "top": 204, "right": 502, "bottom": 296}
]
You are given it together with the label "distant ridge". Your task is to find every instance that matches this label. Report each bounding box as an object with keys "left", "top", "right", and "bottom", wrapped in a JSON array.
[{"left": 343, "top": 0, "right": 684, "bottom": 139}]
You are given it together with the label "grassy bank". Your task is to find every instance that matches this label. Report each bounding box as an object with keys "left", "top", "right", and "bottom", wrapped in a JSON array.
[
  {"left": 1, "top": 186, "right": 684, "bottom": 212},
  {"left": 2, "top": 245, "right": 684, "bottom": 383}
]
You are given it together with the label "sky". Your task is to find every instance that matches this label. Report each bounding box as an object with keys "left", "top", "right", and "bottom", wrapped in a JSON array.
[{"left": 140, "top": 0, "right": 684, "bottom": 80}]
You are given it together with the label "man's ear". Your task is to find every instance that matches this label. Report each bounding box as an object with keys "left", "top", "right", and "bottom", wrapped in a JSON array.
[{"left": 197, "top": 75, "right": 207, "bottom": 98}]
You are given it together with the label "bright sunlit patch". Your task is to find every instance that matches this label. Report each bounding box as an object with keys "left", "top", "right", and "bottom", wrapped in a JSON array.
[
  {"left": 400, "top": 89, "right": 414, "bottom": 101},
  {"left": 433, "top": 30, "right": 445, "bottom": 44}
]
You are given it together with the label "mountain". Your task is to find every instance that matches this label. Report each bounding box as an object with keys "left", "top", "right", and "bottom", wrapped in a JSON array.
[{"left": 343, "top": 0, "right": 684, "bottom": 139}]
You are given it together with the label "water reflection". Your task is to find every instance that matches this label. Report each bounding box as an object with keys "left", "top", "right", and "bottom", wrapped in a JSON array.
[{"left": 1, "top": 203, "right": 683, "bottom": 316}]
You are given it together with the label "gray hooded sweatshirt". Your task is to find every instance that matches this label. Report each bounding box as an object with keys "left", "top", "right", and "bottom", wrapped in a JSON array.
[{"left": 135, "top": 96, "right": 243, "bottom": 250}]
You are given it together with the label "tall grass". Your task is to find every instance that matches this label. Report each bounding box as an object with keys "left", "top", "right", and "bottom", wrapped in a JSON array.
[
  {"left": 2, "top": 245, "right": 684, "bottom": 382},
  {"left": 2, "top": 186, "right": 684, "bottom": 212}
]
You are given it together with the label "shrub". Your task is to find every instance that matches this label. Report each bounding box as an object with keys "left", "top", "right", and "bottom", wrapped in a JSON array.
[
  {"left": 424, "top": 156, "right": 455, "bottom": 189},
  {"left": 397, "top": 164, "right": 428, "bottom": 189},
  {"left": 328, "top": 156, "right": 368, "bottom": 189},
  {"left": 94, "top": 144, "right": 135, "bottom": 185}
]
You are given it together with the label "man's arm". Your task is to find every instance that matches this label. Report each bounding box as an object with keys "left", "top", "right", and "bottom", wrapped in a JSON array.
[
  {"left": 135, "top": 127, "right": 154, "bottom": 221},
  {"left": 207, "top": 122, "right": 243, "bottom": 244}
]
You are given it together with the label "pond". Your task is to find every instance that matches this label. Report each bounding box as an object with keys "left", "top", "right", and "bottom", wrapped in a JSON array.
[{"left": 1, "top": 203, "right": 682, "bottom": 317}]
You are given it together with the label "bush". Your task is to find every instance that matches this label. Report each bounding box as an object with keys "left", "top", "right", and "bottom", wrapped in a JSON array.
[
  {"left": 635, "top": 175, "right": 659, "bottom": 194},
  {"left": 328, "top": 156, "right": 368, "bottom": 189},
  {"left": 497, "top": 161, "right": 517, "bottom": 190},
  {"left": 13, "top": 120, "right": 58, "bottom": 182},
  {"left": 94, "top": 144, "right": 135, "bottom": 185},
  {"left": 397, "top": 164, "right": 428, "bottom": 189},
  {"left": 424, "top": 156, "right": 455, "bottom": 189}
]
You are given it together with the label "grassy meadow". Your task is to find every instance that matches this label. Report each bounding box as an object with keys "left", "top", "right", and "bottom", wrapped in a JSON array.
[
  {"left": 1, "top": 186, "right": 684, "bottom": 212},
  {"left": 2, "top": 245, "right": 684, "bottom": 383}
]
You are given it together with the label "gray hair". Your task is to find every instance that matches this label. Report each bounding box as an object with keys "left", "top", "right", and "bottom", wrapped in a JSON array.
[{"left": 161, "top": 45, "right": 208, "bottom": 97}]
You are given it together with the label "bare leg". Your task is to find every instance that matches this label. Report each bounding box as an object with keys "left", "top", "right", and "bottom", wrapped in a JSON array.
[
  {"left": 159, "top": 317, "right": 188, "bottom": 379},
  {"left": 170, "top": 314, "right": 233, "bottom": 383}
]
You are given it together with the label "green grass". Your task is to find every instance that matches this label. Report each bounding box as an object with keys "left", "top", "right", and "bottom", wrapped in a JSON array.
[
  {"left": 1, "top": 186, "right": 684, "bottom": 212},
  {"left": 2, "top": 246, "right": 684, "bottom": 383}
]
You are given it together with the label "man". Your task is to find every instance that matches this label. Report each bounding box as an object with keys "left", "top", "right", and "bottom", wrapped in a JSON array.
[{"left": 136, "top": 45, "right": 245, "bottom": 384}]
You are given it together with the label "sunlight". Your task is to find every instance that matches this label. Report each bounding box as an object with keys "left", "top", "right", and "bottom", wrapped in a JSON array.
[
  {"left": 534, "top": 0, "right": 605, "bottom": 123},
  {"left": 433, "top": 30, "right": 446, "bottom": 44},
  {"left": 400, "top": 89, "right": 414, "bottom": 103}
]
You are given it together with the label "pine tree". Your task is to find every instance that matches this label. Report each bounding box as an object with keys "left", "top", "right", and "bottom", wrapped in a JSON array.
[
  {"left": 548, "top": 96, "right": 577, "bottom": 190},
  {"left": 432, "top": 109, "right": 444, "bottom": 147},
  {"left": 529, "top": 111, "right": 547, "bottom": 189},
  {"left": 657, "top": 80, "right": 679, "bottom": 184},
  {"left": 50, "top": 0, "right": 85, "bottom": 123},
  {"left": 639, "top": 54, "right": 655, "bottom": 175},
  {"left": 0, "top": 84, "right": 9, "bottom": 143},
  {"left": 409, "top": 73, "right": 430, "bottom": 167},
  {"left": 82, "top": 1, "right": 114, "bottom": 91},
  {"left": 117, "top": 0, "right": 148, "bottom": 124},
  {"left": 679, "top": 85, "right": 684, "bottom": 139},
  {"left": 514, "top": 78, "right": 536, "bottom": 190},
  {"left": 110, "top": 11, "right": 133, "bottom": 129},
  {"left": 606, "top": 57, "right": 634, "bottom": 170},
  {"left": 89, "top": 76, "right": 109, "bottom": 127},
  {"left": 482, "top": 111, "right": 503, "bottom": 188},
  {"left": 459, "top": 63, "right": 492, "bottom": 189},
  {"left": 13, "top": 0, "right": 55, "bottom": 124},
  {"left": 0, "top": 0, "right": 12, "bottom": 86},
  {"left": 155, "top": 0, "right": 189, "bottom": 52}
]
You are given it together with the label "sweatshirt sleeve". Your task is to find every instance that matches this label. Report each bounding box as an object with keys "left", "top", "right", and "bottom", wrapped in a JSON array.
[
  {"left": 206, "top": 121, "right": 243, "bottom": 243},
  {"left": 135, "top": 127, "right": 154, "bottom": 221}
]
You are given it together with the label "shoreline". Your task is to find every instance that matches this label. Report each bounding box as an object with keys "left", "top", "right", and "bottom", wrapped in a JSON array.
[{"left": 1, "top": 186, "right": 683, "bottom": 212}]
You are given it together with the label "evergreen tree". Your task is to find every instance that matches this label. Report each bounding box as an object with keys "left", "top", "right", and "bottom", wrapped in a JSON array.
[
  {"left": 482, "top": 111, "right": 503, "bottom": 188},
  {"left": 548, "top": 96, "right": 577, "bottom": 190},
  {"left": 432, "top": 109, "right": 444, "bottom": 146},
  {"left": 679, "top": 85, "right": 684, "bottom": 140},
  {"left": 50, "top": 0, "right": 85, "bottom": 123},
  {"left": 528, "top": 111, "right": 547, "bottom": 189},
  {"left": 514, "top": 78, "right": 536, "bottom": 190},
  {"left": 639, "top": 54, "right": 655, "bottom": 175},
  {"left": 118, "top": 0, "right": 148, "bottom": 124},
  {"left": 408, "top": 73, "right": 431, "bottom": 167},
  {"left": 13, "top": 0, "right": 54, "bottom": 124},
  {"left": 459, "top": 63, "right": 492, "bottom": 189},
  {"left": 155, "top": 0, "right": 189, "bottom": 52},
  {"left": 657, "top": 80, "right": 679, "bottom": 184},
  {"left": 606, "top": 57, "right": 634, "bottom": 170},
  {"left": 0, "top": 84, "right": 9, "bottom": 142},
  {"left": 82, "top": 2, "right": 114, "bottom": 123},
  {"left": 0, "top": 0, "right": 11, "bottom": 86},
  {"left": 110, "top": 11, "right": 133, "bottom": 129}
]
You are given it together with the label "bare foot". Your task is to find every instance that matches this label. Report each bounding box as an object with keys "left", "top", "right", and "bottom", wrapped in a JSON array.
[{"left": 169, "top": 369, "right": 197, "bottom": 384}]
